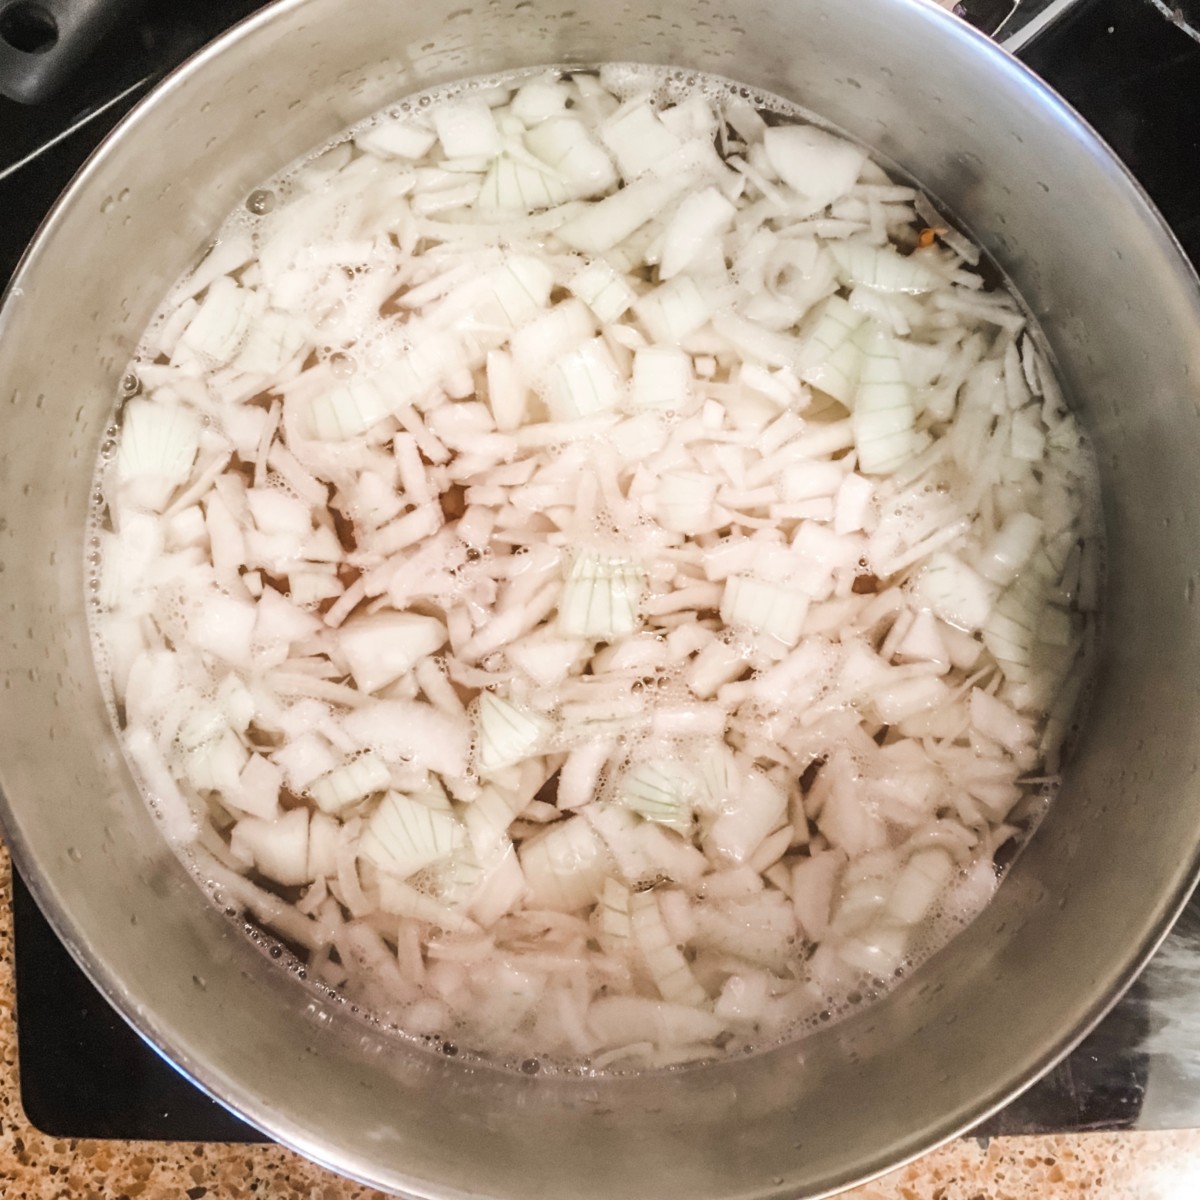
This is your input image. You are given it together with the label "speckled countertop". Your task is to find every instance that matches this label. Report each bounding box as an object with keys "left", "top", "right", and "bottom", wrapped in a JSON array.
[{"left": 0, "top": 846, "right": 1197, "bottom": 1198}]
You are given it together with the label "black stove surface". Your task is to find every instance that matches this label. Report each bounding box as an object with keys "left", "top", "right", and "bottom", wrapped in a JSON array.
[{"left": 6, "top": 0, "right": 1200, "bottom": 1144}]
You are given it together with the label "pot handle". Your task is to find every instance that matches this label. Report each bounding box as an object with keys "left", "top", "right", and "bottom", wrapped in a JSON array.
[
  {"left": 951, "top": 0, "right": 1085, "bottom": 54},
  {"left": 0, "top": 0, "right": 144, "bottom": 104}
]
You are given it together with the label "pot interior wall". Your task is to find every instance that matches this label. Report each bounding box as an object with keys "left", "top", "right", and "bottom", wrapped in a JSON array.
[{"left": 2, "top": 0, "right": 1200, "bottom": 1197}]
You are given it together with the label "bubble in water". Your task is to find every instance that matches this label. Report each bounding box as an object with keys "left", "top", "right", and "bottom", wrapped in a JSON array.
[
  {"left": 329, "top": 351, "right": 357, "bottom": 380},
  {"left": 246, "top": 188, "right": 276, "bottom": 215}
]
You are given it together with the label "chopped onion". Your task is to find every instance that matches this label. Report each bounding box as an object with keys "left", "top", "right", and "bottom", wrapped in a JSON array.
[
  {"left": 630, "top": 889, "right": 707, "bottom": 1006},
  {"left": 98, "top": 65, "right": 1101, "bottom": 1072},
  {"left": 659, "top": 187, "right": 737, "bottom": 280},
  {"left": 829, "top": 239, "right": 940, "bottom": 294},
  {"left": 569, "top": 260, "right": 636, "bottom": 324},
  {"left": 852, "top": 326, "right": 915, "bottom": 475},
  {"left": 519, "top": 816, "right": 608, "bottom": 912},
  {"left": 797, "top": 295, "right": 865, "bottom": 404},
  {"left": 558, "top": 552, "right": 645, "bottom": 639},
  {"left": 308, "top": 752, "right": 391, "bottom": 814},
  {"left": 433, "top": 98, "right": 502, "bottom": 159},
  {"left": 556, "top": 174, "right": 686, "bottom": 253},
  {"left": 616, "top": 760, "right": 697, "bottom": 834},
  {"left": 524, "top": 116, "right": 619, "bottom": 199},
  {"left": 357, "top": 118, "right": 437, "bottom": 160},
  {"left": 116, "top": 399, "right": 201, "bottom": 513},
  {"left": 762, "top": 124, "right": 867, "bottom": 212},
  {"left": 231, "top": 808, "right": 311, "bottom": 887},
  {"left": 337, "top": 611, "right": 447, "bottom": 694},
  {"left": 704, "top": 768, "right": 788, "bottom": 866},
  {"left": 630, "top": 345, "right": 693, "bottom": 413},
  {"left": 720, "top": 575, "right": 810, "bottom": 647},
  {"left": 477, "top": 691, "right": 554, "bottom": 773},
  {"left": 633, "top": 274, "right": 718, "bottom": 344},
  {"left": 917, "top": 552, "right": 995, "bottom": 633},
  {"left": 360, "top": 791, "right": 465, "bottom": 879},
  {"left": 656, "top": 470, "right": 720, "bottom": 535},
  {"left": 543, "top": 337, "right": 623, "bottom": 420}
]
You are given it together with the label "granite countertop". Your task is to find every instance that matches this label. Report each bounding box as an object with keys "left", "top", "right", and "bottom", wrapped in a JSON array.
[{"left": 0, "top": 845, "right": 1197, "bottom": 1197}]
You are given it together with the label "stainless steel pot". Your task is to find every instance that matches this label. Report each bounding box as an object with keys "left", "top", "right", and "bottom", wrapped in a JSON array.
[{"left": 2, "top": 1, "right": 1199, "bottom": 1196}]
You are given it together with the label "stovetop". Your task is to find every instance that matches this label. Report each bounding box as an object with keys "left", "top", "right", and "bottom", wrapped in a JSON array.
[{"left": 4, "top": 0, "right": 1200, "bottom": 1144}]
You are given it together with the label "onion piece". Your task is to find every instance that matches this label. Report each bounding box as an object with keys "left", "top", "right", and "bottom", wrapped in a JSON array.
[
  {"left": 762, "top": 124, "right": 867, "bottom": 212},
  {"left": 308, "top": 752, "right": 391, "bottom": 814},
  {"left": 337, "top": 611, "right": 447, "bottom": 694},
  {"left": 630, "top": 345, "right": 693, "bottom": 413},
  {"left": 543, "top": 337, "right": 623, "bottom": 420},
  {"left": 342, "top": 700, "right": 470, "bottom": 778},
  {"left": 659, "top": 186, "right": 738, "bottom": 280},
  {"left": 477, "top": 691, "right": 554, "bottom": 773},
  {"left": 796, "top": 295, "right": 865, "bottom": 405},
  {"left": 477, "top": 153, "right": 573, "bottom": 215},
  {"left": 525, "top": 116, "right": 619, "bottom": 199},
  {"left": 602, "top": 99, "right": 683, "bottom": 180},
  {"left": 360, "top": 791, "right": 465, "bottom": 879},
  {"left": 633, "top": 274, "right": 719, "bottom": 345},
  {"left": 231, "top": 808, "right": 311, "bottom": 887},
  {"left": 852, "top": 325, "right": 915, "bottom": 475},
  {"left": 703, "top": 767, "right": 788, "bottom": 866},
  {"left": 357, "top": 118, "right": 437, "bottom": 160},
  {"left": 829, "top": 239, "right": 941, "bottom": 294},
  {"left": 179, "top": 275, "right": 260, "bottom": 365},
  {"left": 616, "top": 760, "right": 697, "bottom": 834},
  {"left": 116, "top": 399, "right": 202, "bottom": 513},
  {"left": 556, "top": 174, "right": 688, "bottom": 254},
  {"left": 433, "top": 97, "right": 502, "bottom": 158},
  {"left": 558, "top": 552, "right": 645, "bottom": 639},
  {"left": 720, "top": 575, "right": 810, "bottom": 647},
  {"left": 519, "top": 816, "right": 609, "bottom": 912},
  {"left": 568, "top": 259, "right": 637, "bottom": 323},
  {"left": 630, "top": 890, "right": 708, "bottom": 1006},
  {"left": 916, "top": 552, "right": 995, "bottom": 633}
]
